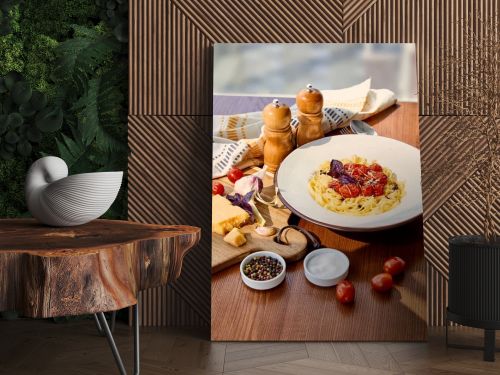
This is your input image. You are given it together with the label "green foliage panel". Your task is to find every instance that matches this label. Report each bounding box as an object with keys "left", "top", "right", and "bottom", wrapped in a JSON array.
[{"left": 0, "top": 0, "right": 128, "bottom": 219}]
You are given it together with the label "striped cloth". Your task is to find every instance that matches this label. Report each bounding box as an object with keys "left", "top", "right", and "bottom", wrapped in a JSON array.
[{"left": 213, "top": 79, "right": 396, "bottom": 178}]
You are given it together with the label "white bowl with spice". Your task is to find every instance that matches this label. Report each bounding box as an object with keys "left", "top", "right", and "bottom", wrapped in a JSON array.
[
  {"left": 240, "top": 251, "right": 286, "bottom": 290},
  {"left": 304, "top": 248, "right": 349, "bottom": 287}
]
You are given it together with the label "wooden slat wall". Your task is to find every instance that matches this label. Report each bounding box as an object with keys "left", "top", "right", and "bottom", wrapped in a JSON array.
[
  {"left": 129, "top": 0, "right": 213, "bottom": 116},
  {"left": 344, "top": 0, "right": 499, "bottom": 116},
  {"left": 129, "top": 0, "right": 499, "bottom": 327},
  {"left": 128, "top": 115, "right": 212, "bottom": 326}
]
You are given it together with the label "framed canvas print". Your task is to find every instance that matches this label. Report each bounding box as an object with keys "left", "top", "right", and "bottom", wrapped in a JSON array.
[{"left": 211, "top": 43, "right": 426, "bottom": 341}]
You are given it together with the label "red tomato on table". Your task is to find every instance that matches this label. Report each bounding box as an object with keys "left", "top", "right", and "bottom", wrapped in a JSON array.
[
  {"left": 383, "top": 256, "right": 406, "bottom": 276},
  {"left": 227, "top": 167, "right": 244, "bottom": 183},
  {"left": 371, "top": 273, "right": 393, "bottom": 292},
  {"left": 336, "top": 280, "right": 355, "bottom": 304},
  {"left": 212, "top": 182, "right": 224, "bottom": 195}
]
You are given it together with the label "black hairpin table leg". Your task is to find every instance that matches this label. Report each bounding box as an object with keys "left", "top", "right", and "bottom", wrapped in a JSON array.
[
  {"left": 94, "top": 311, "right": 117, "bottom": 336},
  {"left": 94, "top": 304, "right": 140, "bottom": 375}
]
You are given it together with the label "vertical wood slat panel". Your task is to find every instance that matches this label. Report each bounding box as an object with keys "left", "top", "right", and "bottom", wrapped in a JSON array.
[
  {"left": 427, "top": 263, "right": 447, "bottom": 327},
  {"left": 129, "top": 0, "right": 212, "bottom": 116}
]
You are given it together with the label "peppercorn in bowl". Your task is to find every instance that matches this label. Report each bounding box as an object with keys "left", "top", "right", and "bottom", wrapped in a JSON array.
[{"left": 240, "top": 251, "right": 286, "bottom": 290}]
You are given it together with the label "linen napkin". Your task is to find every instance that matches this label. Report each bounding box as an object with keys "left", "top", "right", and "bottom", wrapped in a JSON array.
[{"left": 213, "top": 79, "right": 396, "bottom": 178}]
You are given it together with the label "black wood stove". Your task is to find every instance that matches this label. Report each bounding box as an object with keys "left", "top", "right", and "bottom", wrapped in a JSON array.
[{"left": 447, "top": 236, "right": 500, "bottom": 361}]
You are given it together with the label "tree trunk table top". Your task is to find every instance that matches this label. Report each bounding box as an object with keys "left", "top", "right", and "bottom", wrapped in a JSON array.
[{"left": 0, "top": 219, "right": 200, "bottom": 318}]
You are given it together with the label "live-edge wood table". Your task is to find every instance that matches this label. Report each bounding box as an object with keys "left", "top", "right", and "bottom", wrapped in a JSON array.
[
  {"left": 212, "top": 100, "right": 427, "bottom": 341},
  {"left": 0, "top": 219, "right": 200, "bottom": 374}
]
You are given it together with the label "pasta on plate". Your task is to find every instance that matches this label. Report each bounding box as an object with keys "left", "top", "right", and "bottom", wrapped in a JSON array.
[{"left": 308, "top": 155, "right": 405, "bottom": 216}]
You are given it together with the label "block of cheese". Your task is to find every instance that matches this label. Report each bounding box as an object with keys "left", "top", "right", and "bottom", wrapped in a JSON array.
[
  {"left": 223, "top": 228, "right": 247, "bottom": 247},
  {"left": 212, "top": 194, "right": 250, "bottom": 235}
]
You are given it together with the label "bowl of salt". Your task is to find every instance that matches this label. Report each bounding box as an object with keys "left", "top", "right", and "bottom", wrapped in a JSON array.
[{"left": 303, "top": 248, "right": 350, "bottom": 287}]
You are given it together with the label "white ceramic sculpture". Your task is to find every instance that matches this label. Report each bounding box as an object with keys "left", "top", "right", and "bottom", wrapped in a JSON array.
[{"left": 25, "top": 156, "right": 123, "bottom": 226}]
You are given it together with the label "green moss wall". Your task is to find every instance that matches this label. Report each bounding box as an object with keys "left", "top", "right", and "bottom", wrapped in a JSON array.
[{"left": 0, "top": 0, "right": 128, "bottom": 218}]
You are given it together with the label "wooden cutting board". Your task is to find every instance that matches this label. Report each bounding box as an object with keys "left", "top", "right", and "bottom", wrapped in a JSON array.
[{"left": 212, "top": 167, "right": 308, "bottom": 273}]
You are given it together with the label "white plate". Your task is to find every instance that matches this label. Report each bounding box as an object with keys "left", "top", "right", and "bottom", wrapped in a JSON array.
[{"left": 275, "top": 135, "right": 423, "bottom": 232}]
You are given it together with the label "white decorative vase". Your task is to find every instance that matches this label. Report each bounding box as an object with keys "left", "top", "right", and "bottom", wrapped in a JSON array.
[{"left": 25, "top": 156, "right": 123, "bottom": 226}]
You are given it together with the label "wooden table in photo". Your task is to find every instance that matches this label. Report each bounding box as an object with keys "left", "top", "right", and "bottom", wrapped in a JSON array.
[
  {"left": 0, "top": 219, "right": 200, "bottom": 374},
  {"left": 211, "top": 100, "right": 427, "bottom": 341}
]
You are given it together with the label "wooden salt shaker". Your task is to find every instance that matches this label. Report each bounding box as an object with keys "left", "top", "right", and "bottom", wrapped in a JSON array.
[
  {"left": 263, "top": 99, "right": 293, "bottom": 173},
  {"left": 296, "top": 83, "right": 324, "bottom": 147}
]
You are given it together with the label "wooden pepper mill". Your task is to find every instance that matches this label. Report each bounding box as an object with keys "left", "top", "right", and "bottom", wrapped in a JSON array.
[
  {"left": 263, "top": 99, "right": 294, "bottom": 173},
  {"left": 296, "top": 83, "right": 324, "bottom": 147}
]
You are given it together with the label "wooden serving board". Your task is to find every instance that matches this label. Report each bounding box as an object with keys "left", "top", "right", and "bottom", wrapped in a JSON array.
[{"left": 212, "top": 167, "right": 307, "bottom": 273}]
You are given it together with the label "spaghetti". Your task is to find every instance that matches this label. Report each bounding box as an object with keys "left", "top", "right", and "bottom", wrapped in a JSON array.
[{"left": 308, "top": 155, "right": 404, "bottom": 216}]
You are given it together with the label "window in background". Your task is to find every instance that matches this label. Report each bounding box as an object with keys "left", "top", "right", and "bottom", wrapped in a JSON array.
[{"left": 214, "top": 44, "right": 417, "bottom": 102}]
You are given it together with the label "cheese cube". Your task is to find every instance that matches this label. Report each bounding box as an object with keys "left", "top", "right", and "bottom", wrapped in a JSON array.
[
  {"left": 212, "top": 194, "right": 250, "bottom": 235},
  {"left": 223, "top": 228, "right": 247, "bottom": 247}
]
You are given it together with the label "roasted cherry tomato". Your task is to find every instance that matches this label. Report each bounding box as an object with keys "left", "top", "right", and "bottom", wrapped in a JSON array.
[
  {"left": 336, "top": 280, "right": 355, "bottom": 304},
  {"left": 361, "top": 184, "right": 374, "bottom": 196},
  {"left": 350, "top": 164, "right": 369, "bottom": 178},
  {"left": 372, "top": 183, "right": 385, "bottom": 196},
  {"left": 369, "top": 163, "right": 383, "bottom": 172},
  {"left": 328, "top": 180, "right": 342, "bottom": 192},
  {"left": 383, "top": 256, "right": 406, "bottom": 276},
  {"left": 368, "top": 170, "right": 388, "bottom": 184},
  {"left": 343, "top": 163, "right": 354, "bottom": 172},
  {"left": 371, "top": 273, "right": 393, "bottom": 292},
  {"left": 338, "top": 183, "right": 361, "bottom": 198},
  {"left": 212, "top": 182, "right": 224, "bottom": 195},
  {"left": 227, "top": 167, "right": 244, "bottom": 183}
]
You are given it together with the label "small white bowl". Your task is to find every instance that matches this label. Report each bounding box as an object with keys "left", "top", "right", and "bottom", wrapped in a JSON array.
[
  {"left": 240, "top": 251, "right": 286, "bottom": 290},
  {"left": 304, "top": 248, "right": 349, "bottom": 287}
]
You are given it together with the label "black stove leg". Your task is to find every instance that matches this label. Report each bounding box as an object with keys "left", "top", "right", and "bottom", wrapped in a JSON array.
[
  {"left": 484, "top": 329, "right": 495, "bottom": 362},
  {"left": 445, "top": 318, "right": 449, "bottom": 347}
]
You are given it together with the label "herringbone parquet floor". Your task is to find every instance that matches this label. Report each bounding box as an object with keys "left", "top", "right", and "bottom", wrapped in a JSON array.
[{"left": 0, "top": 319, "right": 499, "bottom": 375}]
